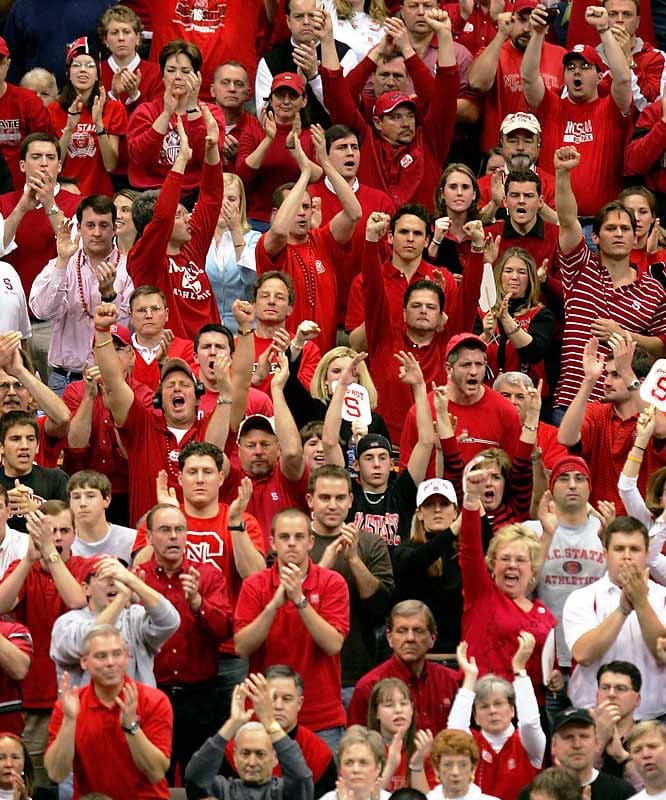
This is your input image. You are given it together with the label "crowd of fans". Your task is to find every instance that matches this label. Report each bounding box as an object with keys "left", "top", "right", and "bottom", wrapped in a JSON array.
[{"left": 0, "top": 0, "right": 665, "bottom": 799}]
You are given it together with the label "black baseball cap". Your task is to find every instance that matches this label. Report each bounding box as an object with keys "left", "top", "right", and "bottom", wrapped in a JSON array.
[{"left": 552, "top": 708, "right": 595, "bottom": 734}]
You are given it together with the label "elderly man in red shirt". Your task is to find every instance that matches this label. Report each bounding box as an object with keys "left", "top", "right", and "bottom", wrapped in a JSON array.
[{"left": 141, "top": 503, "right": 232, "bottom": 782}]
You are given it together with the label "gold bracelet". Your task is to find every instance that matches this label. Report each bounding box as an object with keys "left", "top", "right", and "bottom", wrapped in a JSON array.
[
  {"left": 627, "top": 454, "right": 642, "bottom": 464},
  {"left": 237, "top": 329, "right": 253, "bottom": 337},
  {"left": 94, "top": 338, "right": 114, "bottom": 349}
]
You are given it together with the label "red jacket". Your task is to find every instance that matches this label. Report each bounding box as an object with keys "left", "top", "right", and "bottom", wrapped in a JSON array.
[
  {"left": 625, "top": 100, "right": 666, "bottom": 194},
  {"left": 321, "top": 64, "right": 459, "bottom": 210}
]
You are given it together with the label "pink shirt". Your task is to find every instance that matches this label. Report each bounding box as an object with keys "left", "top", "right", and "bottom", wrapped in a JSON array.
[{"left": 29, "top": 248, "right": 133, "bottom": 371}]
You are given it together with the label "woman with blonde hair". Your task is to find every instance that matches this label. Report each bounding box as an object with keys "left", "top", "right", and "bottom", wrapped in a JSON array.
[
  {"left": 205, "top": 173, "right": 261, "bottom": 332},
  {"left": 324, "top": 0, "right": 387, "bottom": 61},
  {"left": 458, "top": 461, "right": 557, "bottom": 706},
  {"left": 319, "top": 725, "right": 391, "bottom": 800},
  {"left": 283, "top": 344, "right": 389, "bottom": 440},
  {"left": 478, "top": 247, "right": 554, "bottom": 400},
  {"left": 113, "top": 189, "right": 139, "bottom": 254}
]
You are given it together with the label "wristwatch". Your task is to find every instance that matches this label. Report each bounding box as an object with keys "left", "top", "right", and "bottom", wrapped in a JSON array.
[
  {"left": 46, "top": 204, "right": 61, "bottom": 217},
  {"left": 265, "top": 721, "right": 282, "bottom": 736},
  {"left": 228, "top": 521, "right": 246, "bottom": 532},
  {"left": 514, "top": 669, "right": 527, "bottom": 678},
  {"left": 46, "top": 551, "right": 61, "bottom": 564},
  {"left": 294, "top": 596, "right": 308, "bottom": 610},
  {"left": 626, "top": 379, "right": 640, "bottom": 391},
  {"left": 122, "top": 720, "right": 141, "bottom": 735}
]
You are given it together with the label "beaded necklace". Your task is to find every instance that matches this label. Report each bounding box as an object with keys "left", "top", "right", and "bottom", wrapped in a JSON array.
[
  {"left": 291, "top": 239, "right": 317, "bottom": 311},
  {"left": 75, "top": 247, "right": 121, "bottom": 318}
]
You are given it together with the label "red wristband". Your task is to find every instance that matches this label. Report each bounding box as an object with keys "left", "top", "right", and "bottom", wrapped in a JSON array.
[{"left": 94, "top": 326, "right": 109, "bottom": 333}]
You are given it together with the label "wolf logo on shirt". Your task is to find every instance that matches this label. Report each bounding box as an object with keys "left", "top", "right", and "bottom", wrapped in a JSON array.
[{"left": 174, "top": 0, "right": 226, "bottom": 33}]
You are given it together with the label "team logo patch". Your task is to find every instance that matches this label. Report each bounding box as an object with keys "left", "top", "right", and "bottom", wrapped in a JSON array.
[
  {"left": 315, "top": 259, "right": 325, "bottom": 274},
  {"left": 563, "top": 560, "right": 582, "bottom": 574},
  {"left": 400, "top": 154, "right": 414, "bottom": 168}
]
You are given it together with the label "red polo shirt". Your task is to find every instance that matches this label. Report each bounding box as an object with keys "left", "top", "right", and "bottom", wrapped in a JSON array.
[
  {"left": 48, "top": 679, "right": 172, "bottom": 800},
  {"left": 234, "top": 560, "right": 350, "bottom": 730},
  {"left": 117, "top": 396, "right": 213, "bottom": 526},
  {"left": 2, "top": 555, "right": 91, "bottom": 709},
  {"left": 348, "top": 654, "right": 459, "bottom": 732},
  {"left": 142, "top": 556, "right": 232, "bottom": 685},
  {"left": 486, "top": 216, "right": 560, "bottom": 269},
  {"left": 221, "top": 462, "right": 310, "bottom": 551},
  {"left": 0, "top": 620, "right": 32, "bottom": 734}
]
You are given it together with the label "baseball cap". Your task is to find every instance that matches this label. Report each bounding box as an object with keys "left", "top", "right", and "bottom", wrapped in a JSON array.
[
  {"left": 549, "top": 455, "right": 591, "bottom": 491},
  {"left": 159, "top": 358, "right": 198, "bottom": 387},
  {"left": 552, "top": 708, "right": 595, "bottom": 734},
  {"left": 500, "top": 112, "right": 541, "bottom": 137},
  {"left": 92, "top": 323, "right": 131, "bottom": 349},
  {"left": 66, "top": 36, "right": 94, "bottom": 66},
  {"left": 356, "top": 433, "right": 392, "bottom": 459},
  {"left": 237, "top": 414, "right": 276, "bottom": 441},
  {"left": 81, "top": 556, "right": 105, "bottom": 582},
  {"left": 416, "top": 478, "right": 457, "bottom": 507},
  {"left": 269, "top": 72, "right": 305, "bottom": 96},
  {"left": 563, "top": 44, "right": 605, "bottom": 72},
  {"left": 373, "top": 91, "right": 417, "bottom": 117},
  {"left": 514, "top": 0, "right": 538, "bottom": 15},
  {"left": 0, "top": 38, "right": 10, "bottom": 58},
  {"left": 445, "top": 333, "right": 487, "bottom": 362}
]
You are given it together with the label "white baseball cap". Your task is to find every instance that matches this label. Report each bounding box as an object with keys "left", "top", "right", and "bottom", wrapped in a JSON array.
[{"left": 416, "top": 479, "right": 457, "bottom": 507}]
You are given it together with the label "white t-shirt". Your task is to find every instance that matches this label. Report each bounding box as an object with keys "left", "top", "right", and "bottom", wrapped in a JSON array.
[
  {"left": 72, "top": 524, "right": 137, "bottom": 565},
  {"left": 533, "top": 515, "right": 606, "bottom": 666},
  {"left": 0, "top": 526, "right": 29, "bottom": 579},
  {"left": 0, "top": 261, "right": 30, "bottom": 338},
  {"left": 630, "top": 789, "right": 666, "bottom": 800},
  {"left": 427, "top": 782, "right": 501, "bottom": 800}
]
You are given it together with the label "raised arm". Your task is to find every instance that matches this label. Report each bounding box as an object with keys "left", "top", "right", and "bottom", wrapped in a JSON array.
[
  {"left": 554, "top": 146, "right": 584, "bottom": 254},
  {"left": 92, "top": 88, "right": 119, "bottom": 173},
  {"left": 557, "top": 337, "right": 605, "bottom": 446},
  {"left": 26, "top": 512, "right": 86, "bottom": 608},
  {"left": 262, "top": 148, "right": 312, "bottom": 258},
  {"left": 45, "top": 674, "right": 79, "bottom": 783},
  {"left": 311, "top": 124, "right": 361, "bottom": 246},
  {"left": 469, "top": 12, "right": 512, "bottom": 92},
  {"left": 521, "top": 4, "right": 548, "bottom": 108},
  {"left": 586, "top": 5, "right": 632, "bottom": 113},
  {"left": 321, "top": 353, "right": 368, "bottom": 467},
  {"left": 271, "top": 353, "right": 305, "bottom": 482},
  {"left": 92, "top": 303, "right": 135, "bottom": 427},
  {"left": 397, "top": 352, "right": 434, "bottom": 485}
]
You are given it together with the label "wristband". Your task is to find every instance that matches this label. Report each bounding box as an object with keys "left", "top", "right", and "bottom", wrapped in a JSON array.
[
  {"left": 216, "top": 396, "right": 232, "bottom": 406},
  {"left": 186, "top": 107, "right": 199, "bottom": 114},
  {"left": 100, "top": 291, "right": 117, "bottom": 302},
  {"left": 96, "top": 128, "right": 107, "bottom": 136},
  {"left": 633, "top": 444, "right": 646, "bottom": 451},
  {"left": 409, "top": 765, "right": 424, "bottom": 772},
  {"left": 627, "top": 454, "right": 642, "bottom": 464},
  {"left": 432, "top": 237, "right": 443, "bottom": 246},
  {"left": 237, "top": 328, "right": 253, "bottom": 336},
  {"left": 67, "top": 110, "right": 80, "bottom": 115},
  {"left": 471, "top": 245, "right": 484, "bottom": 253},
  {"left": 94, "top": 326, "right": 111, "bottom": 332}
]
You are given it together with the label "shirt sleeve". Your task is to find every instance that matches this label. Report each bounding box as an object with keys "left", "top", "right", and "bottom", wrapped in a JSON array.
[
  {"left": 317, "top": 571, "right": 351, "bottom": 637},
  {"left": 28, "top": 260, "right": 69, "bottom": 319},
  {"left": 136, "top": 598, "right": 182, "bottom": 654},
  {"left": 514, "top": 674, "right": 546, "bottom": 767},
  {"left": 562, "top": 586, "right": 599, "bottom": 652},
  {"left": 446, "top": 686, "right": 474, "bottom": 732}
]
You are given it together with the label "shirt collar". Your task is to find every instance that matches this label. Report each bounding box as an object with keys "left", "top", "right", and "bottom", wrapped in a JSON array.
[
  {"left": 503, "top": 214, "right": 545, "bottom": 240},
  {"left": 131, "top": 331, "right": 161, "bottom": 359},
  {"left": 324, "top": 175, "right": 359, "bottom": 194},
  {"left": 108, "top": 54, "right": 140, "bottom": 73}
]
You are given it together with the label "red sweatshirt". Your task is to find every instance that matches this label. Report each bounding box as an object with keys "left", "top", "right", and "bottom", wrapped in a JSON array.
[
  {"left": 321, "top": 64, "right": 459, "bottom": 210},
  {"left": 127, "top": 161, "right": 222, "bottom": 339},
  {"left": 625, "top": 100, "right": 666, "bottom": 195},
  {"left": 127, "top": 97, "right": 225, "bottom": 190},
  {"left": 0, "top": 83, "right": 54, "bottom": 190},
  {"left": 363, "top": 238, "right": 484, "bottom": 442}
]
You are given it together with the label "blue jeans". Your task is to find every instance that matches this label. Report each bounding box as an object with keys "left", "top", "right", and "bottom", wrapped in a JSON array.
[
  {"left": 551, "top": 406, "right": 567, "bottom": 427},
  {"left": 47, "top": 369, "right": 80, "bottom": 397},
  {"left": 314, "top": 725, "right": 345, "bottom": 760},
  {"left": 215, "top": 655, "right": 248, "bottom": 721}
]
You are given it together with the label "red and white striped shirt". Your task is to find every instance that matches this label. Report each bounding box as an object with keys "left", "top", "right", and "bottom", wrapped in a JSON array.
[{"left": 555, "top": 237, "right": 666, "bottom": 406}]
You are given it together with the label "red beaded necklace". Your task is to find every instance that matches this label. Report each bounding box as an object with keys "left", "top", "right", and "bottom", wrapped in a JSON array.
[
  {"left": 75, "top": 247, "right": 121, "bottom": 319},
  {"left": 291, "top": 239, "right": 317, "bottom": 311}
]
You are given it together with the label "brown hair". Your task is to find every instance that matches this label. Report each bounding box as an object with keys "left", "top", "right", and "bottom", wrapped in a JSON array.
[
  {"left": 494, "top": 247, "right": 541, "bottom": 314},
  {"left": 430, "top": 729, "right": 479, "bottom": 773}
]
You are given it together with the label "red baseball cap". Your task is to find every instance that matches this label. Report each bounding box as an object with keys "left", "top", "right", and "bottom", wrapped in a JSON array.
[
  {"left": 444, "top": 333, "right": 487, "bottom": 362},
  {"left": 514, "top": 0, "right": 537, "bottom": 15},
  {"left": 0, "top": 38, "right": 10, "bottom": 58},
  {"left": 373, "top": 91, "right": 417, "bottom": 117},
  {"left": 269, "top": 72, "right": 305, "bottom": 96},
  {"left": 563, "top": 44, "right": 605, "bottom": 72}
]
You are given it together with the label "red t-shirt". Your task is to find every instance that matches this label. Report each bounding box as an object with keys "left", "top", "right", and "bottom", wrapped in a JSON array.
[
  {"left": 252, "top": 334, "right": 320, "bottom": 395},
  {"left": 348, "top": 653, "right": 459, "bottom": 733},
  {"left": 0, "top": 83, "right": 54, "bottom": 190},
  {"left": 399, "top": 388, "right": 523, "bottom": 475},
  {"left": 116, "top": 397, "right": 213, "bottom": 526},
  {"left": 126, "top": 162, "right": 222, "bottom": 339},
  {"left": 34, "top": 415, "right": 62, "bottom": 469},
  {"left": 256, "top": 226, "right": 340, "bottom": 353},
  {"left": 221, "top": 462, "right": 309, "bottom": 551},
  {"left": 48, "top": 100, "right": 128, "bottom": 198},
  {"left": 148, "top": 0, "right": 265, "bottom": 93},
  {"left": 48, "top": 679, "right": 172, "bottom": 800},
  {"left": 0, "top": 620, "right": 32, "bottom": 734},
  {"left": 534, "top": 90, "right": 634, "bottom": 216},
  {"left": 0, "top": 188, "right": 81, "bottom": 298},
  {"left": 308, "top": 179, "right": 395, "bottom": 324},
  {"left": 234, "top": 560, "right": 350, "bottom": 730},
  {"left": 2, "top": 556, "right": 91, "bottom": 709},
  {"left": 478, "top": 39, "right": 565, "bottom": 152}
]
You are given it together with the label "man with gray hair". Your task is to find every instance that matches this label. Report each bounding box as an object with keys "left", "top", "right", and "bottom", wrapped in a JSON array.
[
  {"left": 45, "top": 624, "right": 172, "bottom": 799},
  {"left": 493, "top": 371, "right": 567, "bottom": 471},
  {"left": 185, "top": 672, "right": 313, "bottom": 799}
]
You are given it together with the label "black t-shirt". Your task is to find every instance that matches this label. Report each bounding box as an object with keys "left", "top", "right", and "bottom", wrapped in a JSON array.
[
  {"left": 0, "top": 465, "right": 69, "bottom": 532},
  {"left": 518, "top": 770, "right": 635, "bottom": 800},
  {"left": 348, "top": 469, "right": 417, "bottom": 551}
]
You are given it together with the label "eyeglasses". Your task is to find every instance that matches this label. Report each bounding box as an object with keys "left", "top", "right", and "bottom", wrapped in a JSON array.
[
  {"left": 132, "top": 305, "right": 165, "bottom": 315},
  {"left": 599, "top": 683, "right": 633, "bottom": 694},
  {"left": 0, "top": 382, "right": 26, "bottom": 392},
  {"left": 565, "top": 62, "right": 596, "bottom": 72}
]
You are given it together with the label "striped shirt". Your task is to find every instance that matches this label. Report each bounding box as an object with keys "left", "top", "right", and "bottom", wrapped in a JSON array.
[{"left": 555, "top": 237, "right": 666, "bottom": 406}]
